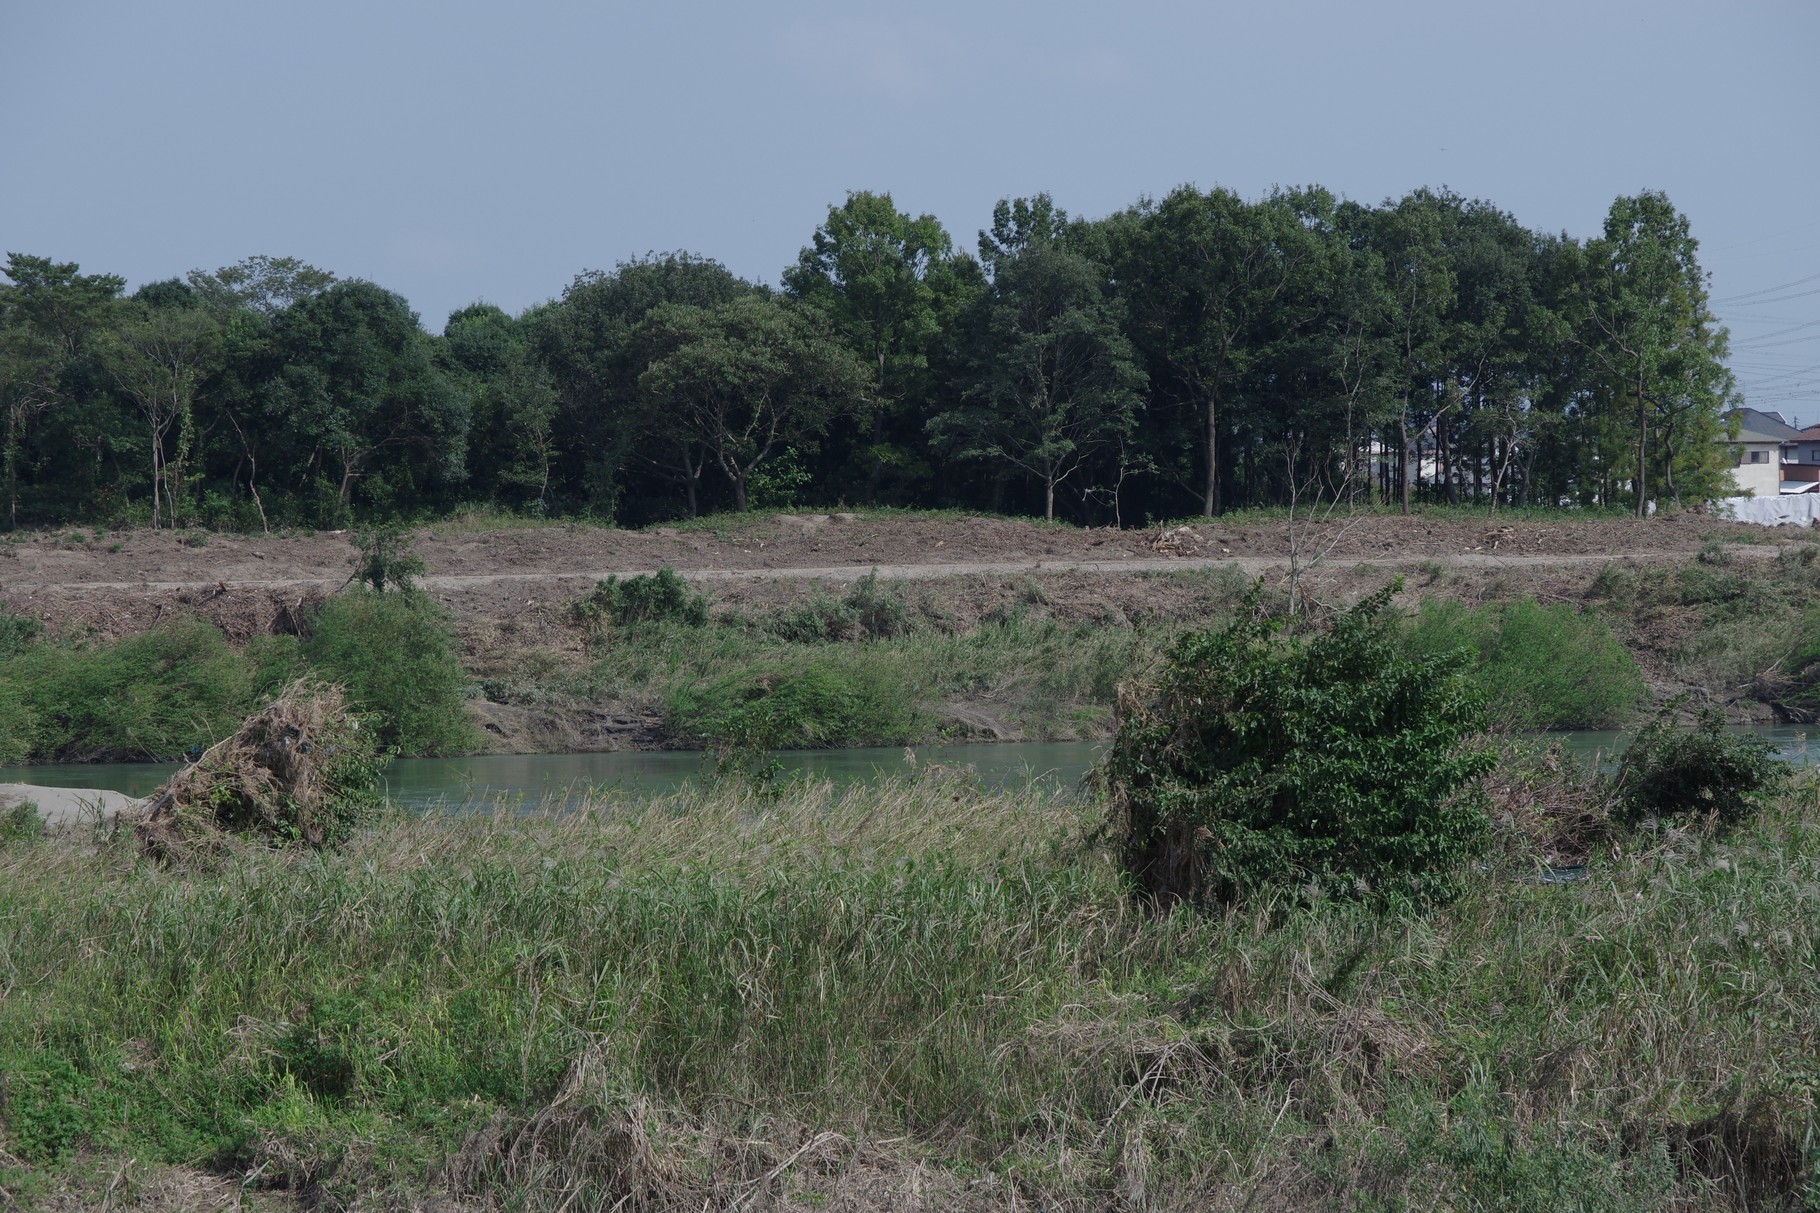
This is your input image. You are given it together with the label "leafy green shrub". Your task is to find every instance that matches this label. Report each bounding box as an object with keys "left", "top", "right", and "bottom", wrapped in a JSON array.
[
  {"left": 568, "top": 567, "right": 708, "bottom": 629},
  {"left": 667, "top": 657, "right": 922, "bottom": 749},
  {"left": 1611, "top": 706, "right": 1786, "bottom": 828},
  {"left": 5, "top": 615, "right": 256, "bottom": 761},
  {"left": 1402, "top": 598, "right": 1644, "bottom": 730},
  {"left": 349, "top": 525, "right": 425, "bottom": 592},
  {"left": 767, "top": 590, "right": 860, "bottom": 642},
  {"left": 303, "top": 590, "right": 476, "bottom": 756},
  {"left": 1103, "top": 584, "right": 1496, "bottom": 906}
]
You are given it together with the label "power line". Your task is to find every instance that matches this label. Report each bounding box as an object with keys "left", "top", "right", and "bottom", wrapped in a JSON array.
[{"left": 1714, "top": 271, "right": 1820, "bottom": 304}]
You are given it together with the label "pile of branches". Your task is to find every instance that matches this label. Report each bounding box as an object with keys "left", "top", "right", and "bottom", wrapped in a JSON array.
[{"left": 133, "top": 681, "right": 383, "bottom": 862}]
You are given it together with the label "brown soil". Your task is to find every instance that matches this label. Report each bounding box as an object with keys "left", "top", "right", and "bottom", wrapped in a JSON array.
[{"left": 2, "top": 510, "right": 1797, "bottom": 636}]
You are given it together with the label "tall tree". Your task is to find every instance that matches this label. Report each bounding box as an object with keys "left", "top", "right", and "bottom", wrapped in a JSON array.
[
  {"left": 785, "top": 192, "right": 965, "bottom": 500},
  {"left": 1355, "top": 192, "right": 1458, "bottom": 511},
  {"left": 263, "top": 282, "right": 469, "bottom": 518},
  {"left": 636, "top": 295, "right": 869, "bottom": 513},
  {"left": 0, "top": 254, "right": 124, "bottom": 526},
  {"left": 100, "top": 297, "right": 221, "bottom": 528},
  {"left": 536, "top": 253, "right": 755, "bottom": 515},
  {"left": 444, "top": 304, "right": 562, "bottom": 510},
  {"left": 1574, "top": 192, "right": 1734, "bottom": 515},
  {"left": 187, "top": 255, "right": 336, "bottom": 315},
  {"left": 931, "top": 243, "right": 1146, "bottom": 521}
]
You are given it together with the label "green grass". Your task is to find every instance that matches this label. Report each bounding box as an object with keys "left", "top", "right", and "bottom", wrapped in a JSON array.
[
  {"left": 1402, "top": 597, "right": 1646, "bottom": 730},
  {"left": 0, "top": 594, "right": 475, "bottom": 764},
  {"left": 575, "top": 609, "right": 1155, "bottom": 747},
  {"left": 1, "top": 773, "right": 1815, "bottom": 1209},
  {"left": 0, "top": 614, "right": 263, "bottom": 762},
  {"left": 1589, "top": 553, "right": 1820, "bottom": 712}
]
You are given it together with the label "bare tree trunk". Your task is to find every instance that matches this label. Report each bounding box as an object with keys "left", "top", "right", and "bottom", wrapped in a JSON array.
[
  {"left": 1202, "top": 397, "right": 1219, "bottom": 516},
  {"left": 225, "top": 409, "right": 269, "bottom": 533},
  {"left": 681, "top": 443, "right": 700, "bottom": 518},
  {"left": 1635, "top": 372, "right": 1648, "bottom": 518},
  {"left": 1399, "top": 412, "right": 1413, "bottom": 512}
]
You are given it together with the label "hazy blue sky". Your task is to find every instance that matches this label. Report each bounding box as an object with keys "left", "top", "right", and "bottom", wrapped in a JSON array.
[{"left": 3, "top": 1, "right": 1816, "bottom": 417}]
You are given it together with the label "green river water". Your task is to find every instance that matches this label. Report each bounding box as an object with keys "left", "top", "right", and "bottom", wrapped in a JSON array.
[{"left": 1, "top": 726, "right": 1812, "bottom": 810}]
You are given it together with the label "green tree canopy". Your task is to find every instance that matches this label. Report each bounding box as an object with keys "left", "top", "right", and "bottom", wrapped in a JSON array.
[{"left": 931, "top": 242, "right": 1146, "bottom": 520}]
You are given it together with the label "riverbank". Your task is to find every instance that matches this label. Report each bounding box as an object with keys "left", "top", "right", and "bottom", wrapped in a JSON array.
[
  {"left": 2, "top": 510, "right": 1818, "bottom": 766},
  {"left": 3, "top": 770, "right": 1814, "bottom": 1210}
]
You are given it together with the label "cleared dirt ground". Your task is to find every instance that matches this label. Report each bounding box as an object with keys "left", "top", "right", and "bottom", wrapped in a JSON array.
[{"left": 2, "top": 509, "right": 1800, "bottom": 638}]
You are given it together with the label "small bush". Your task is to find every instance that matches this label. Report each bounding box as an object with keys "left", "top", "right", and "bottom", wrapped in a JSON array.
[
  {"left": 844, "top": 570, "right": 911, "bottom": 639},
  {"left": 569, "top": 568, "right": 708, "bottom": 629},
  {"left": 1611, "top": 705, "right": 1786, "bottom": 828},
  {"left": 666, "top": 658, "right": 921, "bottom": 749},
  {"left": 765, "top": 573, "right": 912, "bottom": 643},
  {"left": 767, "top": 591, "right": 860, "bottom": 642},
  {"left": 349, "top": 525, "right": 425, "bottom": 593},
  {"left": 303, "top": 590, "right": 476, "bottom": 756},
  {"left": 0, "top": 606, "right": 42, "bottom": 660},
  {"left": 1403, "top": 597, "right": 1644, "bottom": 730},
  {"left": 1103, "top": 584, "right": 1496, "bottom": 906}
]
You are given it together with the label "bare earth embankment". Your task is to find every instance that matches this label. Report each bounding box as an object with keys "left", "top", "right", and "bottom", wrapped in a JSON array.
[
  {"left": 0, "top": 509, "right": 1785, "bottom": 631},
  {"left": 3, "top": 510, "right": 1810, "bottom": 755}
]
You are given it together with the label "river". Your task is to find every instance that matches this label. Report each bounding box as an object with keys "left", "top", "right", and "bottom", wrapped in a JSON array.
[{"left": 1, "top": 726, "right": 1810, "bottom": 810}]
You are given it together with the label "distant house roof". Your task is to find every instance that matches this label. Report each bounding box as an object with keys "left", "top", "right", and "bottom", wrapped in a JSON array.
[
  {"left": 1782, "top": 481, "right": 1820, "bottom": 494},
  {"left": 1727, "top": 407, "right": 1803, "bottom": 443},
  {"left": 1797, "top": 424, "right": 1820, "bottom": 442}
]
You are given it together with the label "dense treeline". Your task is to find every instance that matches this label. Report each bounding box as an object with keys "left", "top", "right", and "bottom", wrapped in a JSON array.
[{"left": 0, "top": 185, "right": 1737, "bottom": 529}]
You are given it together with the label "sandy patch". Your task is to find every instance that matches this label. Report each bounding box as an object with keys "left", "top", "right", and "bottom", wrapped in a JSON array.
[{"left": 1, "top": 782, "right": 143, "bottom": 826}]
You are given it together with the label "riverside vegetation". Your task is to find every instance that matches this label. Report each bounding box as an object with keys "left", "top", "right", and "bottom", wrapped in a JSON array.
[
  {"left": 0, "top": 587, "right": 1806, "bottom": 1211},
  {"left": 17, "top": 531, "right": 1820, "bottom": 766}
]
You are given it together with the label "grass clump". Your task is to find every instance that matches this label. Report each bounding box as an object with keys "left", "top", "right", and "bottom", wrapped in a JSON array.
[
  {"left": 1, "top": 614, "right": 257, "bottom": 761},
  {"left": 666, "top": 656, "right": 923, "bottom": 749},
  {"left": 0, "top": 798, "right": 43, "bottom": 846},
  {"left": 1105, "top": 583, "right": 1496, "bottom": 906},
  {"left": 765, "top": 570, "right": 912, "bottom": 642},
  {"left": 303, "top": 590, "right": 477, "bottom": 756},
  {"left": 0, "top": 605, "right": 42, "bottom": 659},
  {"left": 568, "top": 567, "right": 709, "bottom": 630},
  {"left": 1402, "top": 596, "right": 1644, "bottom": 729}
]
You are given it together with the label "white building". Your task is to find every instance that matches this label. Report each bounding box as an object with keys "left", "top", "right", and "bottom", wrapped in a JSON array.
[{"left": 1723, "top": 408, "right": 1800, "bottom": 497}]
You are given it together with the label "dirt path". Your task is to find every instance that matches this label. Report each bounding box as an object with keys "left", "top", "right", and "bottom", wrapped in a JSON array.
[{"left": 1, "top": 543, "right": 1780, "bottom": 594}]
